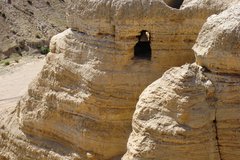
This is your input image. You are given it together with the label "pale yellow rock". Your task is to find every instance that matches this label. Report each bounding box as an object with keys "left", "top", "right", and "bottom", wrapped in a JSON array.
[
  {"left": 123, "top": 63, "right": 220, "bottom": 160},
  {"left": 193, "top": 3, "right": 240, "bottom": 75},
  {"left": 123, "top": 3, "right": 240, "bottom": 159},
  {"left": 1, "top": 0, "right": 239, "bottom": 159}
]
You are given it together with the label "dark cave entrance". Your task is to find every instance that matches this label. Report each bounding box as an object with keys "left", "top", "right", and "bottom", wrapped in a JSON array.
[
  {"left": 163, "top": 0, "right": 184, "bottom": 9},
  {"left": 133, "top": 30, "right": 151, "bottom": 60}
]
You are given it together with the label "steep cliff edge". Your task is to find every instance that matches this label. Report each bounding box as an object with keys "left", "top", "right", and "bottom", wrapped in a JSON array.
[
  {"left": 0, "top": 0, "right": 238, "bottom": 159},
  {"left": 123, "top": 3, "right": 240, "bottom": 159}
]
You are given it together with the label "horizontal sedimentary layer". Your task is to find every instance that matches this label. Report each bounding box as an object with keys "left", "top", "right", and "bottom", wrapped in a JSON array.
[
  {"left": 15, "top": 1, "right": 239, "bottom": 159},
  {"left": 123, "top": 64, "right": 220, "bottom": 159},
  {"left": 67, "top": 0, "right": 234, "bottom": 37}
]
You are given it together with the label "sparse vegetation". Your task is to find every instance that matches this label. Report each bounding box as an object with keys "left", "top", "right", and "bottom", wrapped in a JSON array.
[
  {"left": 36, "top": 44, "right": 41, "bottom": 49},
  {"left": 4, "top": 61, "right": 10, "bottom": 66},
  {"left": 41, "top": 47, "right": 50, "bottom": 55}
]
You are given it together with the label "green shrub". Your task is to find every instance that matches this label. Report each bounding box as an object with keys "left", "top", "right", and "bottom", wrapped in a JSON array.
[
  {"left": 41, "top": 47, "right": 50, "bottom": 55},
  {"left": 4, "top": 61, "right": 10, "bottom": 66}
]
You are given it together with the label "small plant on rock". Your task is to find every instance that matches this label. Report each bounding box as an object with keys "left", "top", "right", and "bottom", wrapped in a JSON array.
[{"left": 41, "top": 47, "right": 50, "bottom": 55}]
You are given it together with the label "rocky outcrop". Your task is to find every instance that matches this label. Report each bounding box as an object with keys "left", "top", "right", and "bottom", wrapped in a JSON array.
[
  {"left": 0, "top": 0, "right": 239, "bottom": 159},
  {"left": 123, "top": 63, "right": 219, "bottom": 159},
  {"left": 193, "top": 4, "right": 240, "bottom": 75},
  {"left": 123, "top": 3, "right": 240, "bottom": 159}
]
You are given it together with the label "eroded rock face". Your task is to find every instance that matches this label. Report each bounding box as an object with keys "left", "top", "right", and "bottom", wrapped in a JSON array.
[
  {"left": 0, "top": 0, "right": 238, "bottom": 159},
  {"left": 123, "top": 63, "right": 220, "bottom": 159},
  {"left": 123, "top": 3, "right": 240, "bottom": 159},
  {"left": 193, "top": 3, "right": 240, "bottom": 75}
]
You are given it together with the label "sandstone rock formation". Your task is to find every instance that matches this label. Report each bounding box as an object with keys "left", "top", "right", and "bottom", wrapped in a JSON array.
[
  {"left": 193, "top": 5, "right": 240, "bottom": 75},
  {"left": 0, "top": 0, "right": 239, "bottom": 159},
  {"left": 123, "top": 3, "right": 240, "bottom": 159}
]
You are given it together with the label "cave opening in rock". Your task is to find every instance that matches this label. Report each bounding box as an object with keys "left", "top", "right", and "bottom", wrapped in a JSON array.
[
  {"left": 163, "top": 0, "right": 184, "bottom": 9},
  {"left": 134, "top": 30, "right": 151, "bottom": 60}
]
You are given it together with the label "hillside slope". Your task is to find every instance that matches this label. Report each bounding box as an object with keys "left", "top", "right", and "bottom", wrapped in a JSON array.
[{"left": 0, "top": 0, "right": 69, "bottom": 60}]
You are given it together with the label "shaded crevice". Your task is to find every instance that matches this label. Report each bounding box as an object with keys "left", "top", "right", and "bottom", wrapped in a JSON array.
[
  {"left": 133, "top": 30, "right": 151, "bottom": 60},
  {"left": 213, "top": 108, "right": 222, "bottom": 160},
  {"left": 163, "top": 0, "right": 184, "bottom": 9}
]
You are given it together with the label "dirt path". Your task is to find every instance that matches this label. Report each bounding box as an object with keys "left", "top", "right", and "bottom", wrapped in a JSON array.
[{"left": 0, "top": 57, "right": 45, "bottom": 112}]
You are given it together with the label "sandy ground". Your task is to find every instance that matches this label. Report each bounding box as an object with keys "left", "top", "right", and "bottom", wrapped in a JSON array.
[{"left": 0, "top": 57, "right": 45, "bottom": 112}]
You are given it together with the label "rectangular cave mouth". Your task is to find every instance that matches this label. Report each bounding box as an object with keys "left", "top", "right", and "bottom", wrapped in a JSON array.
[{"left": 133, "top": 30, "right": 152, "bottom": 60}]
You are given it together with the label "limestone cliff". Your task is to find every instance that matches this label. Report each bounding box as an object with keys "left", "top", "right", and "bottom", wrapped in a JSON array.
[
  {"left": 123, "top": 3, "right": 240, "bottom": 159},
  {"left": 0, "top": 0, "right": 238, "bottom": 159}
]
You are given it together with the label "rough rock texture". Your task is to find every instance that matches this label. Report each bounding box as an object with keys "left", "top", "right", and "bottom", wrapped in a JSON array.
[
  {"left": 193, "top": 3, "right": 240, "bottom": 75},
  {"left": 0, "top": 0, "right": 69, "bottom": 59},
  {"left": 123, "top": 3, "right": 240, "bottom": 160},
  {"left": 0, "top": 0, "right": 239, "bottom": 159},
  {"left": 123, "top": 63, "right": 219, "bottom": 159},
  {"left": 67, "top": 0, "right": 237, "bottom": 66}
]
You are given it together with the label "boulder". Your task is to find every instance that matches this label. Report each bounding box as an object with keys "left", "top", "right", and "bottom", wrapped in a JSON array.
[{"left": 193, "top": 3, "right": 240, "bottom": 75}]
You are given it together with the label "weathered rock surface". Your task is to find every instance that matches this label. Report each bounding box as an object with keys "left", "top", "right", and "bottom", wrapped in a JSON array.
[
  {"left": 67, "top": 0, "right": 237, "bottom": 66},
  {"left": 123, "top": 63, "right": 219, "bottom": 159},
  {"left": 0, "top": 0, "right": 239, "bottom": 159},
  {"left": 123, "top": 3, "right": 240, "bottom": 159},
  {"left": 193, "top": 3, "right": 240, "bottom": 75}
]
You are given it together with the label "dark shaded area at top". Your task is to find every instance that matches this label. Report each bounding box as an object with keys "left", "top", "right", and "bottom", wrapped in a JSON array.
[
  {"left": 134, "top": 30, "right": 151, "bottom": 60},
  {"left": 164, "top": 0, "right": 184, "bottom": 9}
]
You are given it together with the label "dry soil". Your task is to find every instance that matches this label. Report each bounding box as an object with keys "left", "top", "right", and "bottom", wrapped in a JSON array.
[{"left": 0, "top": 57, "right": 45, "bottom": 112}]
